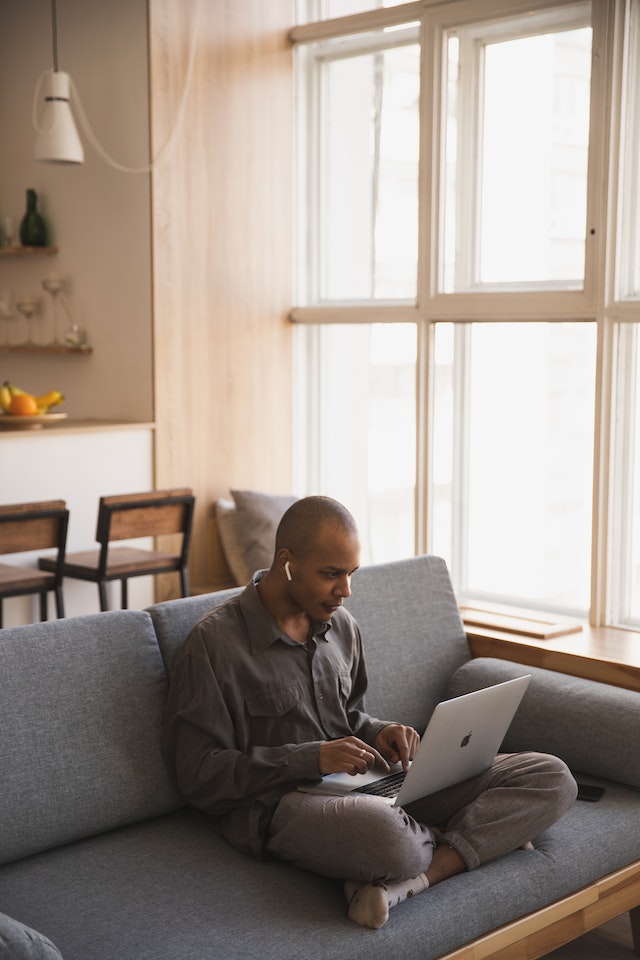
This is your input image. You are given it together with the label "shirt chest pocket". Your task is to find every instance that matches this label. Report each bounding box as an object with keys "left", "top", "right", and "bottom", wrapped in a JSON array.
[{"left": 245, "top": 683, "right": 302, "bottom": 718}]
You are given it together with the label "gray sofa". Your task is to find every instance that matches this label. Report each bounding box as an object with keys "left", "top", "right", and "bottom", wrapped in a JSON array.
[{"left": 1, "top": 555, "right": 639, "bottom": 960}]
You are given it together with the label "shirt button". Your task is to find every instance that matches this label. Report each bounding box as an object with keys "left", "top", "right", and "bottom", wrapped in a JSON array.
[{"left": 318, "top": 693, "right": 324, "bottom": 700}]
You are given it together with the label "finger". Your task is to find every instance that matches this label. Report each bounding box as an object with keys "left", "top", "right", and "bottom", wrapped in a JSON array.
[
  {"left": 352, "top": 745, "right": 389, "bottom": 775},
  {"left": 368, "top": 746, "right": 390, "bottom": 772}
]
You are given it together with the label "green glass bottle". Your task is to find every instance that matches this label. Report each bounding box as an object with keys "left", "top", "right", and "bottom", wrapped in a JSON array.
[{"left": 19, "top": 189, "right": 47, "bottom": 247}]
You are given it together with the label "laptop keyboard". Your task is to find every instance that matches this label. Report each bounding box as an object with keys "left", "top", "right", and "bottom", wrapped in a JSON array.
[{"left": 352, "top": 769, "right": 407, "bottom": 798}]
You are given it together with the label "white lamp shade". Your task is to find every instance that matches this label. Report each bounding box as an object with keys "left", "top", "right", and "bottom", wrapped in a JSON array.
[{"left": 34, "top": 71, "right": 84, "bottom": 164}]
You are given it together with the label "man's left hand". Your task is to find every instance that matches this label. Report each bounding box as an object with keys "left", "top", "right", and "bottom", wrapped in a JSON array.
[{"left": 375, "top": 724, "right": 420, "bottom": 772}]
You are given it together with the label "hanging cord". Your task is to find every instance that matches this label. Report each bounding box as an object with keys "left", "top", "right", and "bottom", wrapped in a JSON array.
[
  {"left": 50, "top": 0, "right": 59, "bottom": 72},
  {"left": 32, "top": 0, "right": 201, "bottom": 174}
]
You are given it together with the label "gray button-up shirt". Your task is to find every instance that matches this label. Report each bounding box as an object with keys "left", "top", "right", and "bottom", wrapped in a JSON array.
[{"left": 163, "top": 576, "right": 387, "bottom": 858}]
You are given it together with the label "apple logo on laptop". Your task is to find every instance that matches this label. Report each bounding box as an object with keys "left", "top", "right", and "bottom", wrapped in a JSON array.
[{"left": 460, "top": 731, "right": 472, "bottom": 748}]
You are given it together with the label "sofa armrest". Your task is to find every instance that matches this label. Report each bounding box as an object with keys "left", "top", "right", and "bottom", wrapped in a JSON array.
[
  {"left": 0, "top": 912, "right": 63, "bottom": 960},
  {"left": 447, "top": 658, "right": 640, "bottom": 788}
]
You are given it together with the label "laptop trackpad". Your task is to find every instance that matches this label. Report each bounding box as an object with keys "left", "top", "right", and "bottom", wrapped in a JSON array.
[{"left": 297, "top": 763, "right": 404, "bottom": 797}]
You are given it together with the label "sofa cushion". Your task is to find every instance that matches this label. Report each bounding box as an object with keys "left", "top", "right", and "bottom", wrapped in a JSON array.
[
  {"left": 0, "top": 611, "right": 182, "bottom": 866},
  {"left": 149, "top": 555, "right": 470, "bottom": 731},
  {"left": 345, "top": 555, "right": 470, "bottom": 733},
  {"left": 447, "top": 658, "right": 640, "bottom": 788},
  {"left": 230, "top": 489, "right": 298, "bottom": 576},
  {"left": 215, "top": 497, "right": 253, "bottom": 585},
  {"left": 149, "top": 586, "right": 243, "bottom": 675},
  {"left": 0, "top": 913, "right": 62, "bottom": 960},
  {"left": 1, "top": 790, "right": 639, "bottom": 960}
]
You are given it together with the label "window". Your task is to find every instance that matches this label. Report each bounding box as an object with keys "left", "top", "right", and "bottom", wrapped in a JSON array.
[
  {"left": 294, "top": 323, "right": 417, "bottom": 562},
  {"left": 431, "top": 322, "right": 596, "bottom": 616},
  {"left": 296, "top": 27, "right": 420, "bottom": 303},
  {"left": 443, "top": 11, "right": 592, "bottom": 292},
  {"left": 616, "top": 0, "right": 640, "bottom": 302},
  {"left": 296, "top": 0, "right": 409, "bottom": 25},
  {"left": 292, "top": 0, "right": 640, "bottom": 628}
]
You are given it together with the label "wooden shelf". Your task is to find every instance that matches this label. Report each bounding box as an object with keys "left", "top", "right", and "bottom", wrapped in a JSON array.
[
  {"left": 0, "top": 343, "right": 92, "bottom": 355},
  {"left": 0, "top": 246, "right": 58, "bottom": 257}
]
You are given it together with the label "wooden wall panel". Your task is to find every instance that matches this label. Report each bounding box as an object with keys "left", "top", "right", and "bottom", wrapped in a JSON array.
[{"left": 149, "top": 0, "right": 294, "bottom": 594}]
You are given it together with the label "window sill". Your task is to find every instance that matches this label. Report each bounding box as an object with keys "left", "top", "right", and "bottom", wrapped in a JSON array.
[{"left": 462, "top": 606, "right": 640, "bottom": 692}]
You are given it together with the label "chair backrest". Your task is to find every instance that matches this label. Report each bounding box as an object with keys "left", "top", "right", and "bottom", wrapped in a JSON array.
[
  {"left": 0, "top": 500, "right": 69, "bottom": 556},
  {"left": 95, "top": 489, "right": 195, "bottom": 555}
]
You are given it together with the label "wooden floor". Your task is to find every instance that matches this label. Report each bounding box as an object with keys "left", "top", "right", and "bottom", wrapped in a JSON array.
[{"left": 543, "top": 913, "right": 636, "bottom": 958}]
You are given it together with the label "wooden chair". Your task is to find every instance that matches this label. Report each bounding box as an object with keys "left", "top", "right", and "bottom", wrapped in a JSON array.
[
  {"left": 39, "top": 488, "right": 195, "bottom": 612},
  {"left": 0, "top": 500, "right": 69, "bottom": 628}
]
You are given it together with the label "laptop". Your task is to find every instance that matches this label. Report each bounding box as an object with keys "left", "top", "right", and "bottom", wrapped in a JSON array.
[{"left": 298, "top": 674, "right": 531, "bottom": 806}]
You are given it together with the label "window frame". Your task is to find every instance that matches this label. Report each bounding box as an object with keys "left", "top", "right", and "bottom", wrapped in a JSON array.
[{"left": 291, "top": 0, "right": 639, "bottom": 630}]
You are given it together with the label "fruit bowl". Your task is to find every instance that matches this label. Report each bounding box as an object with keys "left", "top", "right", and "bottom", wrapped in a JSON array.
[{"left": 0, "top": 412, "right": 68, "bottom": 429}]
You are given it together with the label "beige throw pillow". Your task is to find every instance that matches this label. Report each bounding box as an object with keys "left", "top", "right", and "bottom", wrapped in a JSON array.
[{"left": 231, "top": 489, "right": 298, "bottom": 579}]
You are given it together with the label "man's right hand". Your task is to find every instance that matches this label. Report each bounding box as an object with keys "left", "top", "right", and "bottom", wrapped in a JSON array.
[{"left": 318, "top": 736, "right": 391, "bottom": 776}]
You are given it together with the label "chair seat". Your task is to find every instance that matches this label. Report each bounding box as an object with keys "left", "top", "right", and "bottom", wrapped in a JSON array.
[
  {"left": 0, "top": 564, "right": 56, "bottom": 593},
  {"left": 41, "top": 546, "right": 182, "bottom": 580}
]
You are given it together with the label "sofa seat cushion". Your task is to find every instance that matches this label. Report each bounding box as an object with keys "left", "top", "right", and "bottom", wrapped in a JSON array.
[
  {"left": 1, "top": 792, "right": 639, "bottom": 960},
  {"left": 0, "top": 913, "right": 62, "bottom": 960}
]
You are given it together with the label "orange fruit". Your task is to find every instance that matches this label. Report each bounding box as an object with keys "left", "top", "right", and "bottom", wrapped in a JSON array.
[{"left": 9, "top": 393, "right": 39, "bottom": 416}]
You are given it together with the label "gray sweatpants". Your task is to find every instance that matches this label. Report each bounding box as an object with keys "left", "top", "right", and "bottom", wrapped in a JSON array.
[{"left": 266, "top": 752, "right": 577, "bottom": 882}]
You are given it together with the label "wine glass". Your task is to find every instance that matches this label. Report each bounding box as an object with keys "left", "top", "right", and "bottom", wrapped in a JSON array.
[
  {"left": 0, "top": 289, "right": 15, "bottom": 346},
  {"left": 41, "top": 273, "right": 65, "bottom": 345},
  {"left": 16, "top": 297, "right": 40, "bottom": 346},
  {"left": 2, "top": 216, "right": 17, "bottom": 249}
]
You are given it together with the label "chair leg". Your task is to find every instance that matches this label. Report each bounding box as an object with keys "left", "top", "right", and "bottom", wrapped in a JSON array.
[
  {"left": 54, "top": 586, "right": 65, "bottom": 620},
  {"left": 39, "top": 591, "right": 48, "bottom": 622},
  {"left": 180, "top": 568, "right": 190, "bottom": 598},
  {"left": 121, "top": 578, "right": 128, "bottom": 610},
  {"left": 98, "top": 581, "right": 109, "bottom": 612}
]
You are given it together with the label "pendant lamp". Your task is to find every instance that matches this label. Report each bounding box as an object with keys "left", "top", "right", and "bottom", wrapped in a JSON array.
[{"left": 33, "top": 0, "right": 84, "bottom": 164}]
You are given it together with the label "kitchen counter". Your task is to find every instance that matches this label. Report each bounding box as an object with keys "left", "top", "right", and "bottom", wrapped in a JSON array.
[{"left": 0, "top": 418, "right": 155, "bottom": 437}]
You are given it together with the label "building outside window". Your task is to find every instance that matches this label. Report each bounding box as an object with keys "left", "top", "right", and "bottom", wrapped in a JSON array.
[{"left": 291, "top": 0, "right": 640, "bottom": 629}]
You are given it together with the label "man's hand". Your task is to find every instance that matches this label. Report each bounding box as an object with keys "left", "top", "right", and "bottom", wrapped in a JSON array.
[
  {"left": 375, "top": 724, "right": 420, "bottom": 772},
  {"left": 318, "top": 736, "right": 391, "bottom": 776}
]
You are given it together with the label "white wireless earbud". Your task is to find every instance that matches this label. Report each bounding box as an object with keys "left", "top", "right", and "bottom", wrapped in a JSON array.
[{"left": 284, "top": 560, "right": 292, "bottom": 581}]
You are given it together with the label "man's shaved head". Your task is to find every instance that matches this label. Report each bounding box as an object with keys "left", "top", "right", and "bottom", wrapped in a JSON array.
[{"left": 275, "top": 496, "right": 358, "bottom": 559}]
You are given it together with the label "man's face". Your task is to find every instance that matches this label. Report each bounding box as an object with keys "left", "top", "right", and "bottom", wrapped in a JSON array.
[{"left": 287, "top": 522, "right": 360, "bottom": 622}]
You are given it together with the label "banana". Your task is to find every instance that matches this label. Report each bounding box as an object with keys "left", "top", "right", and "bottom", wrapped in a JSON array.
[
  {"left": 4, "top": 380, "right": 27, "bottom": 397},
  {"left": 35, "top": 389, "right": 64, "bottom": 413},
  {"left": 1, "top": 383, "right": 64, "bottom": 415}
]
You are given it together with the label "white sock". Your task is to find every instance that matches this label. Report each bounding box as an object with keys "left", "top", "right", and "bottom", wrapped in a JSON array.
[{"left": 344, "top": 873, "right": 429, "bottom": 929}]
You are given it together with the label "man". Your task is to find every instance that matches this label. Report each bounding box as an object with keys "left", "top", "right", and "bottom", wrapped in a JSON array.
[{"left": 163, "top": 496, "right": 576, "bottom": 929}]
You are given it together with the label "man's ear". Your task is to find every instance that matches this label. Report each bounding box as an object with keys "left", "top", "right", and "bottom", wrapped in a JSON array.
[{"left": 275, "top": 549, "right": 292, "bottom": 581}]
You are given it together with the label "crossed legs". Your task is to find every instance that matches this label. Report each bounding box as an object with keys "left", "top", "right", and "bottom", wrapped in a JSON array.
[{"left": 267, "top": 752, "right": 577, "bottom": 928}]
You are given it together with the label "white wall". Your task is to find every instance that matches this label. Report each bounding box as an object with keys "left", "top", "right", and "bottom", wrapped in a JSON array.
[
  {"left": 0, "top": 0, "right": 153, "bottom": 421},
  {"left": 0, "top": 425, "right": 154, "bottom": 627}
]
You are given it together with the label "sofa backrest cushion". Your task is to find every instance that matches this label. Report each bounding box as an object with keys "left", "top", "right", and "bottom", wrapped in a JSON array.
[
  {"left": 0, "top": 610, "right": 182, "bottom": 866},
  {"left": 345, "top": 555, "right": 470, "bottom": 732},
  {"left": 149, "top": 587, "right": 243, "bottom": 675},
  {"left": 149, "top": 556, "right": 469, "bottom": 735},
  {"left": 447, "top": 657, "right": 640, "bottom": 789}
]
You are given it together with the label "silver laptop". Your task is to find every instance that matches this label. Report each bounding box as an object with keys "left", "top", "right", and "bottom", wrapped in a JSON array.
[{"left": 298, "top": 675, "right": 531, "bottom": 806}]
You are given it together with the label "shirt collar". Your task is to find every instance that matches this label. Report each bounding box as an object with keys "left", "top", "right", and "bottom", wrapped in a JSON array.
[{"left": 239, "top": 573, "right": 332, "bottom": 654}]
